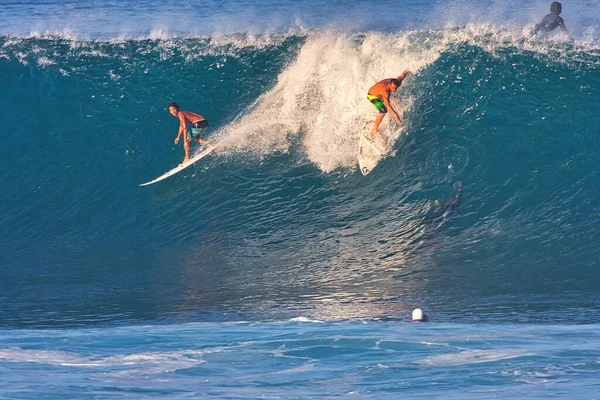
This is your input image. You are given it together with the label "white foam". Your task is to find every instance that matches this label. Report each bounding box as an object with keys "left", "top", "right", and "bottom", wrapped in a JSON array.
[
  {"left": 418, "top": 349, "right": 529, "bottom": 367},
  {"left": 0, "top": 348, "right": 103, "bottom": 366},
  {"left": 0, "top": 347, "right": 206, "bottom": 376},
  {"left": 36, "top": 56, "right": 55, "bottom": 67},
  {"left": 289, "top": 316, "right": 325, "bottom": 323},
  {"left": 215, "top": 31, "right": 442, "bottom": 172}
]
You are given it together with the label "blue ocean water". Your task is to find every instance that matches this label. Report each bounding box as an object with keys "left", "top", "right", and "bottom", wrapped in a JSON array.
[
  {"left": 1, "top": 0, "right": 600, "bottom": 398},
  {"left": 2, "top": 322, "right": 600, "bottom": 399}
]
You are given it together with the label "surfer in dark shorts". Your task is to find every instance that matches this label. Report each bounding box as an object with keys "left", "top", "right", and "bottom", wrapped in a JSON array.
[
  {"left": 366, "top": 69, "right": 409, "bottom": 138},
  {"left": 533, "top": 2, "right": 573, "bottom": 40},
  {"left": 168, "top": 102, "right": 213, "bottom": 164}
]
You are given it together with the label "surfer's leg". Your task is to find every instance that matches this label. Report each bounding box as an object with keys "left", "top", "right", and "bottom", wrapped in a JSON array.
[
  {"left": 370, "top": 113, "right": 385, "bottom": 137},
  {"left": 368, "top": 96, "right": 387, "bottom": 137},
  {"left": 191, "top": 125, "right": 211, "bottom": 147},
  {"left": 193, "top": 136, "right": 214, "bottom": 149},
  {"left": 183, "top": 138, "right": 191, "bottom": 163}
]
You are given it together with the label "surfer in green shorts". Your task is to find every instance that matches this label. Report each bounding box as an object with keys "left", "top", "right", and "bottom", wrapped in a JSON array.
[
  {"left": 367, "top": 69, "right": 409, "bottom": 138},
  {"left": 168, "top": 102, "right": 213, "bottom": 164}
]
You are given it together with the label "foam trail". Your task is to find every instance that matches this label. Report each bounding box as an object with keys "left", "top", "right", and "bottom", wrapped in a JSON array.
[{"left": 216, "top": 32, "right": 442, "bottom": 172}]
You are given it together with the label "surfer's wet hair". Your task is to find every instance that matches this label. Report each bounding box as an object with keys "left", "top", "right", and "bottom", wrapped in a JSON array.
[
  {"left": 168, "top": 102, "right": 179, "bottom": 111},
  {"left": 390, "top": 79, "right": 400, "bottom": 86},
  {"left": 550, "top": 1, "right": 562, "bottom": 13}
]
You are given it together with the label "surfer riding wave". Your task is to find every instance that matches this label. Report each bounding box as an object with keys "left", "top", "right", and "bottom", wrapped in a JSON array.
[{"left": 168, "top": 102, "right": 213, "bottom": 164}]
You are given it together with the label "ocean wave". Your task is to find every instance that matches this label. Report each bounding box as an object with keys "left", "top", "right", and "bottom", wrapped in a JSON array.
[{"left": 2, "top": 22, "right": 600, "bottom": 327}]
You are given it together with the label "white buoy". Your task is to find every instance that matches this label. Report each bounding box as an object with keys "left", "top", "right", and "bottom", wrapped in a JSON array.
[{"left": 412, "top": 308, "right": 428, "bottom": 322}]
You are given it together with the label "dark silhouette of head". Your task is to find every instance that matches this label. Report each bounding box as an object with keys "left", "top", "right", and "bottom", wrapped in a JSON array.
[{"left": 550, "top": 1, "right": 562, "bottom": 14}]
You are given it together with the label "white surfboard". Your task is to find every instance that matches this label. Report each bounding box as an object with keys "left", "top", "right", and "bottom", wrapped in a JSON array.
[
  {"left": 139, "top": 145, "right": 217, "bottom": 186},
  {"left": 358, "top": 121, "right": 387, "bottom": 176}
]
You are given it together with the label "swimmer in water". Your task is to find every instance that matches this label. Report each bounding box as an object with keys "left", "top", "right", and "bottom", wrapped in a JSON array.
[
  {"left": 533, "top": 2, "right": 573, "bottom": 41},
  {"left": 422, "top": 182, "right": 464, "bottom": 223}
]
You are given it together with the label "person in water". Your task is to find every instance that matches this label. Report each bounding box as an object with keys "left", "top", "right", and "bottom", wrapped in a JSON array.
[
  {"left": 366, "top": 69, "right": 409, "bottom": 138},
  {"left": 168, "top": 102, "right": 212, "bottom": 164},
  {"left": 421, "top": 182, "right": 464, "bottom": 224},
  {"left": 534, "top": 2, "right": 572, "bottom": 40}
]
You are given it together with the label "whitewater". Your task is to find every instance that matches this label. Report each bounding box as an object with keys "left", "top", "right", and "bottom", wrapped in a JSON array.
[{"left": 1, "top": 0, "right": 600, "bottom": 398}]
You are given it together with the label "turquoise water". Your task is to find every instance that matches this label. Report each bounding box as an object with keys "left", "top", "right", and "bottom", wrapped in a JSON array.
[
  {"left": 1, "top": 0, "right": 600, "bottom": 397},
  {"left": 2, "top": 322, "right": 600, "bottom": 399}
]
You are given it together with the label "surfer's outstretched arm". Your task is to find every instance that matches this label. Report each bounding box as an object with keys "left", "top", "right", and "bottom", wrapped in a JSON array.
[
  {"left": 383, "top": 93, "right": 401, "bottom": 124},
  {"left": 559, "top": 22, "right": 574, "bottom": 41},
  {"left": 174, "top": 125, "right": 183, "bottom": 144},
  {"left": 397, "top": 69, "right": 409, "bottom": 81},
  {"left": 388, "top": 69, "right": 409, "bottom": 124},
  {"left": 170, "top": 102, "right": 185, "bottom": 145},
  {"left": 179, "top": 113, "right": 190, "bottom": 142}
]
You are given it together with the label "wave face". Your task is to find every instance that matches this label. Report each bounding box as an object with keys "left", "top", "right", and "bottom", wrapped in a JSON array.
[{"left": 1, "top": 0, "right": 600, "bottom": 328}]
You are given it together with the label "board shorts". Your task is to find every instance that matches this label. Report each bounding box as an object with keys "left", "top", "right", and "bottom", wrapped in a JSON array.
[
  {"left": 187, "top": 119, "right": 209, "bottom": 140},
  {"left": 367, "top": 94, "right": 387, "bottom": 114}
]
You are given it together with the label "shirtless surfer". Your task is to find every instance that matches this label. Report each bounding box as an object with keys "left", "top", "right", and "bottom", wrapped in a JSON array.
[
  {"left": 367, "top": 69, "right": 409, "bottom": 138},
  {"left": 168, "top": 102, "right": 212, "bottom": 164}
]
